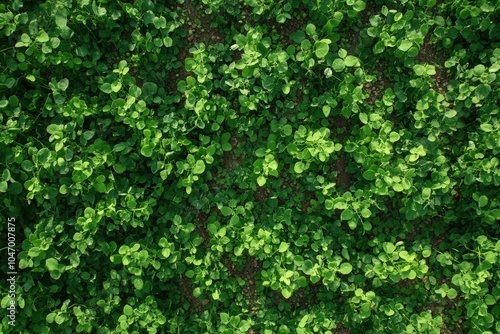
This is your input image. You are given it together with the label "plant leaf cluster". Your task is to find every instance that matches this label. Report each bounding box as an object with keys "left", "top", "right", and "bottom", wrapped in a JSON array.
[{"left": 1, "top": 0, "right": 499, "bottom": 333}]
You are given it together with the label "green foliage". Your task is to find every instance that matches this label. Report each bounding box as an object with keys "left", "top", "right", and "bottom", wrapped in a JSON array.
[{"left": 1, "top": 0, "right": 499, "bottom": 333}]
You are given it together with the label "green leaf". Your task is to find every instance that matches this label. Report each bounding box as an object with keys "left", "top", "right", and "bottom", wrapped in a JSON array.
[
  {"left": 141, "top": 144, "right": 154, "bottom": 157},
  {"left": 9, "top": 182, "right": 23, "bottom": 195},
  {"left": 306, "top": 23, "right": 316, "bottom": 36},
  {"left": 276, "top": 13, "right": 286, "bottom": 23},
  {"left": 360, "top": 208, "right": 371, "bottom": 218},
  {"left": 298, "top": 314, "right": 309, "bottom": 328},
  {"left": 163, "top": 36, "right": 173, "bottom": 47},
  {"left": 230, "top": 215, "right": 240, "bottom": 225},
  {"left": 220, "top": 312, "right": 230, "bottom": 324},
  {"left": 132, "top": 277, "right": 144, "bottom": 290},
  {"left": 383, "top": 242, "right": 396, "bottom": 254},
  {"left": 0, "top": 181, "right": 7, "bottom": 192},
  {"left": 1, "top": 169, "right": 9, "bottom": 181},
  {"left": 37, "top": 148, "right": 51, "bottom": 163},
  {"left": 83, "top": 130, "right": 95, "bottom": 140},
  {"left": 55, "top": 9, "right": 68, "bottom": 28},
  {"left": 447, "top": 288, "right": 458, "bottom": 299},
  {"left": 413, "top": 64, "right": 425, "bottom": 76},
  {"left": 57, "top": 78, "right": 69, "bottom": 91},
  {"left": 339, "top": 262, "right": 353, "bottom": 275},
  {"left": 445, "top": 109, "right": 457, "bottom": 118},
  {"left": 257, "top": 175, "right": 266, "bottom": 186},
  {"left": 8, "top": 95, "right": 19, "bottom": 107},
  {"left": 20, "top": 33, "right": 31, "bottom": 43},
  {"left": 282, "top": 124, "right": 293, "bottom": 136},
  {"left": 362, "top": 170, "right": 376, "bottom": 180},
  {"left": 332, "top": 58, "right": 345, "bottom": 72},
  {"left": 373, "top": 41, "right": 385, "bottom": 54},
  {"left": 36, "top": 31, "right": 50, "bottom": 43},
  {"left": 142, "top": 82, "right": 158, "bottom": 96},
  {"left": 393, "top": 183, "right": 404, "bottom": 192},
  {"left": 46, "top": 313, "right": 56, "bottom": 323},
  {"left": 153, "top": 16, "right": 167, "bottom": 29},
  {"left": 353, "top": 0, "right": 366, "bottom": 11},
  {"left": 113, "top": 163, "right": 127, "bottom": 174},
  {"left": 278, "top": 242, "right": 289, "bottom": 253},
  {"left": 398, "top": 40, "right": 413, "bottom": 51},
  {"left": 475, "top": 84, "right": 491, "bottom": 100},
  {"left": 220, "top": 207, "right": 232, "bottom": 216},
  {"left": 315, "top": 41, "right": 329, "bottom": 58},
  {"left": 111, "top": 81, "right": 122, "bottom": 93},
  {"left": 480, "top": 123, "right": 493, "bottom": 132},
  {"left": 100, "top": 82, "right": 112, "bottom": 94},
  {"left": 290, "top": 30, "right": 305, "bottom": 43},
  {"left": 341, "top": 209, "right": 354, "bottom": 220},
  {"left": 358, "top": 112, "right": 368, "bottom": 124},
  {"left": 123, "top": 305, "right": 133, "bottom": 316},
  {"left": 294, "top": 161, "right": 305, "bottom": 174},
  {"left": 344, "top": 55, "right": 359, "bottom": 67},
  {"left": 281, "top": 288, "right": 292, "bottom": 299},
  {"left": 478, "top": 195, "right": 488, "bottom": 208},
  {"left": 46, "top": 258, "right": 59, "bottom": 271},
  {"left": 302, "top": 260, "right": 314, "bottom": 274},
  {"left": 337, "top": 48, "right": 347, "bottom": 59},
  {"left": 193, "top": 287, "right": 202, "bottom": 297},
  {"left": 407, "top": 46, "right": 419, "bottom": 57},
  {"left": 389, "top": 132, "right": 400, "bottom": 142},
  {"left": 193, "top": 160, "right": 205, "bottom": 174},
  {"left": 28, "top": 247, "right": 41, "bottom": 257}
]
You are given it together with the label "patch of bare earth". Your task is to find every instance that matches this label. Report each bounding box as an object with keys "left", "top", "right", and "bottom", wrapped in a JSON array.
[
  {"left": 195, "top": 211, "right": 210, "bottom": 248},
  {"left": 330, "top": 322, "right": 351, "bottom": 334},
  {"left": 289, "top": 282, "right": 321, "bottom": 309},
  {"left": 358, "top": 2, "right": 394, "bottom": 106},
  {"left": 345, "top": 29, "right": 359, "bottom": 54},
  {"left": 365, "top": 59, "right": 393, "bottom": 105},
  {"left": 223, "top": 136, "right": 244, "bottom": 171},
  {"left": 254, "top": 186, "right": 269, "bottom": 203},
  {"left": 415, "top": 35, "right": 450, "bottom": 95},
  {"left": 240, "top": 2, "right": 307, "bottom": 46},
  {"left": 209, "top": 134, "right": 245, "bottom": 192},
  {"left": 360, "top": 1, "right": 380, "bottom": 26},
  {"left": 329, "top": 115, "right": 352, "bottom": 192},
  {"left": 222, "top": 254, "right": 263, "bottom": 316},
  {"left": 275, "top": 6, "right": 308, "bottom": 47},
  {"left": 178, "top": 276, "right": 209, "bottom": 314},
  {"left": 301, "top": 190, "right": 315, "bottom": 213},
  {"left": 426, "top": 280, "right": 464, "bottom": 334},
  {"left": 166, "top": 0, "right": 226, "bottom": 94}
]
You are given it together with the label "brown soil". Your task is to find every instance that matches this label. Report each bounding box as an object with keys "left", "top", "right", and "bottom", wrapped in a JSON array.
[
  {"left": 360, "top": 1, "right": 381, "bottom": 26},
  {"left": 222, "top": 254, "right": 263, "bottom": 315},
  {"left": 346, "top": 30, "right": 359, "bottom": 54},
  {"left": 330, "top": 115, "right": 352, "bottom": 191},
  {"left": 275, "top": 6, "right": 308, "bottom": 47},
  {"left": 331, "top": 323, "right": 352, "bottom": 334},
  {"left": 254, "top": 186, "right": 269, "bottom": 202},
  {"left": 301, "top": 190, "right": 315, "bottom": 213},
  {"left": 166, "top": 0, "right": 226, "bottom": 94},
  {"left": 415, "top": 35, "right": 450, "bottom": 95},
  {"left": 289, "top": 281, "right": 322, "bottom": 309},
  {"left": 365, "top": 59, "right": 393, "bottom": 105},
  {"left": 223, "top": 135, "right": 244, "bottom": 171},
  {"left": 178, "top": 275, "right": 209, "bottom": 314},
  {"left": 194, "top": 211, "right": 210, "bottom": 248}
]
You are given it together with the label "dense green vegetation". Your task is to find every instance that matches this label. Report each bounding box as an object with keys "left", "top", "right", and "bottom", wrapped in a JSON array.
[{"left": 1, "top": 0, "right": 499, "bottom": 333}]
